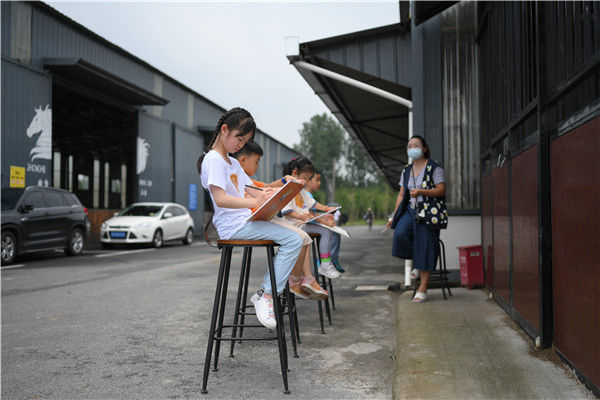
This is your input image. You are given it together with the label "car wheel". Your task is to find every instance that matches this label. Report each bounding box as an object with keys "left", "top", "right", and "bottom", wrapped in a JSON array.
[
  {"left": 183, "top": 228, "right": 194, "bottom": 245},
  {"left": 65, "top": 228, "right": 84, "bottom": 256},
  {"left": 1, "top": 231, "right": 17, "bottom": 266},
  {"left": 101, "top": 243, "right": 114, "bottom": 250},
  {"left": 152, "top": 229, "right": 163, "bottom": 248}
]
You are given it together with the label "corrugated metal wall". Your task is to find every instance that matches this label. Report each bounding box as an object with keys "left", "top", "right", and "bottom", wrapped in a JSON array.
[
  {"left": 309, "top": 26, "right": 412, "bottom": 88},
  {"left": 30, "top": 4, "right": 155, "bottom": 93},
  {"left": 1, "top": 58, "right": 52, "bottom": 189},
  {"left": 174, "top": 126, "right": 204, "bottom": 231},
  {"left": 137, "top": 113, "right": 172, "bottom": 202}
]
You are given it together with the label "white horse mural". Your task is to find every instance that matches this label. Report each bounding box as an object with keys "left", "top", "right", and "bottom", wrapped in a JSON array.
[
  {"left": 26, "top": 105, "right": 52, "bottom": 161},
  {"left": 137, "top": 137, "right": 150, "bottom": 174}
]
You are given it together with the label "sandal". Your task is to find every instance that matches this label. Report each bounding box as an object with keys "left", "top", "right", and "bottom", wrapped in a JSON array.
[{"left": 413, "top": 291, "right": 428, "bottom": 303}]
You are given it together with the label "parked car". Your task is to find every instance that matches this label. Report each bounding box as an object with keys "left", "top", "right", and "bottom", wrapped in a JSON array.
[
  {"left": 1, "top": 186, "right": 90, "bottom": 265},
  {"left": 99, "top": 202, "right": 194, "bottom": 249}
]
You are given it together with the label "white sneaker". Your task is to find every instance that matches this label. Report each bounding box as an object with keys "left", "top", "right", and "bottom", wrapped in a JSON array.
[
  {"left": 250, "top": 290, "right": 276, "bottom": 330},
  {"left": 409, "top": 268, "right": 420, "bottom": 279},
  {"left": 318, "top": 261, "right": 341, "bottom": 279}
]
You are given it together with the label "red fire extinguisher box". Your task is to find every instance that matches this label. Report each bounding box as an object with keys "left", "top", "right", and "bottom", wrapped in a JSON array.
[{"left": 458, "top": 245, "right": 483, "bottom": 289}]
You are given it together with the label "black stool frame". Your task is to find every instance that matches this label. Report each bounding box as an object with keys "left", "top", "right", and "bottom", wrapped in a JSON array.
[
  {"left": 201, "top": 241, "right": 297, "bottom": 395},
  {"left": 412, "top": 239, "right": 452, "bottom": 300},
  {"left": 310, "top": 235, "right": 333, "bottom": 331}
]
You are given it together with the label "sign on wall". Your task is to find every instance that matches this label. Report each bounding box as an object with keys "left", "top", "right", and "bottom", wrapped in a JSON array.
[
  {"left": 189, "top": 183, "right": 197, "bottom": 210},
  {"left": 1, "top": 59, "right": 52, "bottom": 189},
  {"left": 9, "top": 166, "right": 25, "bottom": 188}
]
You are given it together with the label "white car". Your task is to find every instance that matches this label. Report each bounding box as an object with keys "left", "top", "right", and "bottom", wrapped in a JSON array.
[{"left": 100, "top": 202, "right": 195, "bottom": 249}]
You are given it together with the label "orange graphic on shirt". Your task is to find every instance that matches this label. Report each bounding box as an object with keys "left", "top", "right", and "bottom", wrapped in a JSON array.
[
  {"left": 294, "top": 194, "right": 304, "bottom": 208},
  {"left": 230, "top": 174, "right": 239, "bottom": 192}
]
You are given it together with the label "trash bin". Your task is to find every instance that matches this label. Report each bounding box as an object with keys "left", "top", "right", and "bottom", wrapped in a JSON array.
[{"left": 457, "top": 245, "right": 483, "bottom": 289}]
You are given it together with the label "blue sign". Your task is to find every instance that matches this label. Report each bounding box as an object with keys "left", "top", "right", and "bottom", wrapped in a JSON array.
[{"left": 189, "top": 183, "right": 197, "bottom": 211}]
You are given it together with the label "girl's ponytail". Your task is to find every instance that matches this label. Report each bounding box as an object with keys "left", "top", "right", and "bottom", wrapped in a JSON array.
[{"left": 197, "top": 107, "right": 256, "bottom": 174}]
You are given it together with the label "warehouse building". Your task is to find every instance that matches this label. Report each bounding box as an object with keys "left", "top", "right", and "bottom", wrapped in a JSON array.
[
  {"left": 1, "top": 1, "right": 299, "bottom": 244},
  {"left": 289, "top": 1, "right": 599, "bottom": 394}
]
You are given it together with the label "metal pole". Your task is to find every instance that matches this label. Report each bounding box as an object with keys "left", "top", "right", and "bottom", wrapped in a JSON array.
[
  {"left": 294, "top": 61, "right": 413, "bottom": 108},
  {"left": 405, "top": 110, "right": 413, "bottom": 289}
]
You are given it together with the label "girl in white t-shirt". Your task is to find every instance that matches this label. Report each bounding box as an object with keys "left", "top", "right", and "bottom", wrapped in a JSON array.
[
  {"left": 281, "top": 158, "right": 341, "bottom": 280},
  {"left": 197, "top": 107, "right": 303, "bottom": 330}
]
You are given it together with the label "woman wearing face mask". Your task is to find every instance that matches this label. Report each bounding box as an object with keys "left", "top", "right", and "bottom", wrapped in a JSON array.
[{"left": 386, "top": 135, "right": 448, "bottom": 303}]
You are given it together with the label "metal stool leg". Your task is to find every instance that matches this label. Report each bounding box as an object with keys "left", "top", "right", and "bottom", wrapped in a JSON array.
[
  {"left": 328, "top": 277, "right": 336, "bottom": 310},
  {"left": 201, "top": 246, "right": 229, "bottom": 394},
  {"left": 311, "top": 238, "right": 325, "bottom": 334},
  {"left": 266, "top": 245, "right": 290, "bottom": 394},
  {"left": 284, "top": 283, "right": 299, "bottom": 358},
  {"left": 237, "top": 247, "right": 253, "bottom": 340},
  {"left": 291, "top": 292, "right": 301, "bottom": 343},
  {"left": 230, "top": 247, "right": 250, "bottom": 357},
  {"left": 213, "top": 246, "right": 233, "bottom": 372},
  {"left": 315, "top": 236, "right": 332, "bottom": 324},
  {"left": 321, "top": 274, "right": 332, "bottom": 324}
]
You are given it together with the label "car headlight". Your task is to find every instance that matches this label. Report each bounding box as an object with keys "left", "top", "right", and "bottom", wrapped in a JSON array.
[
  {"left": 101, "top": 222, "right": 107, "bottom": 230},
  {"left": 134, "top": 222, "right": 151, "bottom": 230}
]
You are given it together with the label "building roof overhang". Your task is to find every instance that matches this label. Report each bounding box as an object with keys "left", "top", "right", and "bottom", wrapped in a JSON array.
[
  {"left": 289, "top": 23, "right": 412, "bottom": 187},
  {"left": 44, "top": 58, "right": 169, "bottom": 106}
]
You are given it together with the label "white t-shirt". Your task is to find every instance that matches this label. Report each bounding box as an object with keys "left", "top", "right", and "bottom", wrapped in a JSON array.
[
  {"left": 201, "top": 150, "right": 253, "bottom": 240},
  {"left": 282, "top": 189, "right": 316, "bottom": 216}
]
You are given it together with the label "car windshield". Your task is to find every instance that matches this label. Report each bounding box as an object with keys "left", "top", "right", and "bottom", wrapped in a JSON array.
[
  {"left": 119, "top": 205, "right": 163, "bottom": 217},
  {"left": 1, "top": 188, "right": 24, "bottom": 211}
]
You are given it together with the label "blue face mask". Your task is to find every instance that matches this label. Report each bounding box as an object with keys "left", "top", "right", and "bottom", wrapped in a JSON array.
[{"left": 407, "top": 148, "right": 423, "bottom": 160}]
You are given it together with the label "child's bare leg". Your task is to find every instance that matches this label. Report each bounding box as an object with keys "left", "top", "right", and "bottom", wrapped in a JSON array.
[
  {"left": 301, "top": 246, "right": 313, "bottom": 277},
  {"left": 291, "top": 245, "right": 309, "bottom": 276}
]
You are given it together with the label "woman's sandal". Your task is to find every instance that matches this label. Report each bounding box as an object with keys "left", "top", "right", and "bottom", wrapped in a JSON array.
[{"left": 413, "top": 291, "right": 428, "bottom": 303}]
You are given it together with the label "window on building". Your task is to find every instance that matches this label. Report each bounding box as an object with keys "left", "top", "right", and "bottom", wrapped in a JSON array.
[
  {"left": 78, "top": 174, "right": 90, "bottom": 191},
  {"left": 104, "top": 162, "right": 110, "bottom": 208},
  {"left": 93, "top": 159, "right": 100, "bottom": 208},
  {"left": 111, "top": 179, "right": 121, "bottom": 194},
  {"left": 53, "top": 152, "right": 61, "bottom": 189}
]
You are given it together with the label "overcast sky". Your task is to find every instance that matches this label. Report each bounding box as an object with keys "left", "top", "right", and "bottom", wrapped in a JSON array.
[{"left": 47, "top": 1, "right": 399, "bottom": 148}]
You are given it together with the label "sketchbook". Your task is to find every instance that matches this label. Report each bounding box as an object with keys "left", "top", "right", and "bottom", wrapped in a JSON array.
[
  {"left": 247, "top": 181, "right": 304, "bottom": 222},
  {"left": 307, "top": 222, "right": 351, "bottom": 238},
  {"left": 304, "top": 206, "right": 342, "bottom": 224}
]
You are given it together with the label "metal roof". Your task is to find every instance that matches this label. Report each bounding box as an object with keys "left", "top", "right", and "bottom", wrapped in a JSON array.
[{"left": 289, "top": 23, "right": 412, "bottom": 187}]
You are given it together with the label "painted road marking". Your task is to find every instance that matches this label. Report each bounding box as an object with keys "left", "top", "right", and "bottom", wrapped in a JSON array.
[
  {"left": 94, "top": 248, "right": 156, "bottom": 258},
  {"left": 1, "top": 264, "right": 25, "bottom": 270},
  {"left": 355, "top": 285, "right": 390, "bottom": 291}
]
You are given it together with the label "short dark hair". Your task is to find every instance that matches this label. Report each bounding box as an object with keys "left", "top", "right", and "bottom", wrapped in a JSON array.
[{"left": 231, "top": 142, "right": 263, "bottom": 159}]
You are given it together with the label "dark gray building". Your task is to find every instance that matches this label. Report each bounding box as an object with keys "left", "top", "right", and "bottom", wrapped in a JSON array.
[{"left": 1, "top": 1, "right": 299, "bottom": 243}]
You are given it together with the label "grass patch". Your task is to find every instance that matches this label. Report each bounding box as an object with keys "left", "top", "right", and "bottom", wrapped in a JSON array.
[{"left": 344, "top": 218, "right": 387, "bottom": 227}]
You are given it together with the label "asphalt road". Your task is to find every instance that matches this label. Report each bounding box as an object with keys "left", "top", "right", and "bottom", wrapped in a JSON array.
[{"left": 2, "top": 225, "right": 402, "bottom": 399}]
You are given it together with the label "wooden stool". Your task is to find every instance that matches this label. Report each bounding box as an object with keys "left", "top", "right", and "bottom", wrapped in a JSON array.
[
  {"left": 308, "top": 233, "right": 333, "bottom": 332},
  {"left": 412, "top": 239, "right": 453, "bottom": 300},
  {"left": 201, "top": 239, "right": 297, "bottom": 394}
]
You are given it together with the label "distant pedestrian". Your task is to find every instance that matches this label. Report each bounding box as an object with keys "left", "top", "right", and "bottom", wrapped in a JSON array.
[
  {"left": 363, "top": 208, "right": 374, "bottom": 231},
  {"left": 387, "top": 135, "right": 447, "bottom": 303}
]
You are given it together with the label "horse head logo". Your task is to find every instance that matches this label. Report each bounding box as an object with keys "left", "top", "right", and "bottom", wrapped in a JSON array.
[
  {"left": 137, "top": 137, "right": 150, "bottom": 174},
  {"left": 26, "top": 105, "right": 52, "bottom": 161}
]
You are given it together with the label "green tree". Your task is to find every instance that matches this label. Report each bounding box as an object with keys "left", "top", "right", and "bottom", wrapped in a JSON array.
[
  {"left": 344, "top": 138, "right": 373, "bottom": 187},
  {"left": 293, "top": 113, "right": 345, "bottom": 202}
]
